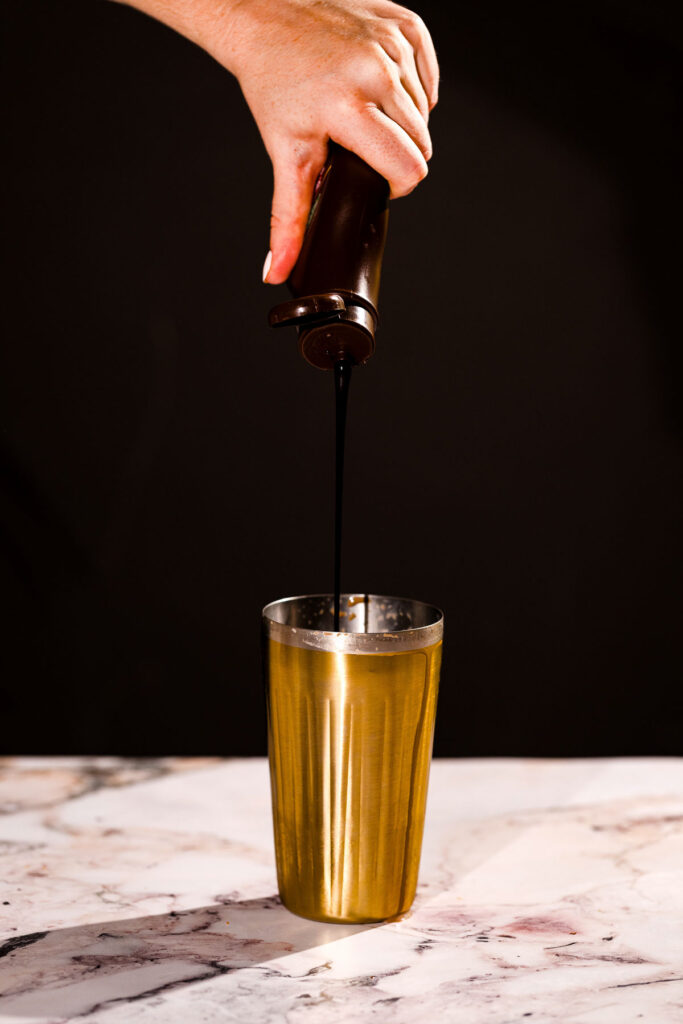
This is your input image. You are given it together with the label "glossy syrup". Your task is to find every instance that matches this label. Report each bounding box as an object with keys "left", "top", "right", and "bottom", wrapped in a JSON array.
[{"left": 333, "top": 359, "right": 352, "bottom": 631}]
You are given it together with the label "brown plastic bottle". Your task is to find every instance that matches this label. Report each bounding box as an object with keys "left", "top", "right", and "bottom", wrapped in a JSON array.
[{"left": 268, "top": 143, "right": 390, "bottom": 369}]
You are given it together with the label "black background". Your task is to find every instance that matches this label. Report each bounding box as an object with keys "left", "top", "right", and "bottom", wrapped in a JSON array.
[{"left": 2, "top": 1, "right": 681, "bottom": 756}]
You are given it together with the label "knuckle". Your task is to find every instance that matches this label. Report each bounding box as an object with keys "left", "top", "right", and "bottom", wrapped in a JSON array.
[
  {"left": 290, "top": 140, "right": 324, "bottom": 176},
  {"left": 272, "top": 140, "right": 326, "bottom": 196},
  {"left": 414, "top": 159, "right": 429, "bottom": 183},
  {"left": 398, "top": 9, "right": 424, "bottom": 34},
  {"left": 388, "top": 25, "right": 413, "bottom": 56},
  {"left": 335, "top": 91, "right": 362, "bottom": 123},
  {"left": 396, "top": 158, "right": 428, "bottom": 196},
  {"left": 373, "top": 58, "right": 399, "bottom": 93}
]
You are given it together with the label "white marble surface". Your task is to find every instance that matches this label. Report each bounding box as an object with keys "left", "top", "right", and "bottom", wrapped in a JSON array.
[{"left": 0, "top": 757, "right": 682, "bottom": 1023}]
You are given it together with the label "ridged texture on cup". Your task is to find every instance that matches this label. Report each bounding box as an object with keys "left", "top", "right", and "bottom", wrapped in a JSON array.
[{"left": 266, "top": 640, "right": 442, "bottom": 923}]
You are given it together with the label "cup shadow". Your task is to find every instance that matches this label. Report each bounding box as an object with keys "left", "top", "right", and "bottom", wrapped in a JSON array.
[{"left": 0, "top": 894, "right": 376, "bottom": 1020}]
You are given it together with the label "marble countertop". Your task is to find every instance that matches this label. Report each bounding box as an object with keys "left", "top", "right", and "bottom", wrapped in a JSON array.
[{"left": 0, "top": 757, "right": 681, "bottom": 1023}]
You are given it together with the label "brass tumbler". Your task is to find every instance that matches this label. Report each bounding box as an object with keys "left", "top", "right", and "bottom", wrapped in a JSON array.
[{"left": 263, "top": 594, "right": 443, "bottom": 924}]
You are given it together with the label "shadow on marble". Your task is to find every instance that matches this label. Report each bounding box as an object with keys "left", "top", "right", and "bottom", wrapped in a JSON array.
[{"left": 0, "top": 894, "right": 376, "bottom": 1020}]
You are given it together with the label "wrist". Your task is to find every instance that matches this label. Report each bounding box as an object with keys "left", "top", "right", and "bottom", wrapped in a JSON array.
[{"left": 116, "top": 0, "right": 247, "bottom": 74}]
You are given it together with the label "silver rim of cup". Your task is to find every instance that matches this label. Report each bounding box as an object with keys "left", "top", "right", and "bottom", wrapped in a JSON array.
[{"left": 262, "top": 593, "right": 444, "bottom": 654}]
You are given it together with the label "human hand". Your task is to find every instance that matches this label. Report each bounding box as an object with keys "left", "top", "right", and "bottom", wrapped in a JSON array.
[{"left": 117, "top": 0, "right": 439, "bottom": 284}]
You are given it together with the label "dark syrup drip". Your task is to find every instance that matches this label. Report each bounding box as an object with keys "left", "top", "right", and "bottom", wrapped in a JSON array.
[{"left": 333, "top": 358, "right": 352, "bottom": 631}]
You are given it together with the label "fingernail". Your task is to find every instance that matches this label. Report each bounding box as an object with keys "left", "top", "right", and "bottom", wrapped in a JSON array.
[{"left": 262, "top": 250, "right": 272, "bottom": 283}]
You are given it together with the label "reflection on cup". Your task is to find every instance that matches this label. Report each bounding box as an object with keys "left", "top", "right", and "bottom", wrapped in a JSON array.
[{"left": 263, "top": 594, "right": 443, "bottom": 924}]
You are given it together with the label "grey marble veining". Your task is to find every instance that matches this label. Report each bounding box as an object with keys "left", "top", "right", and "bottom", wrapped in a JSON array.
[{"left": 0, "top": 757, "right": 682, "bottom": 1023}]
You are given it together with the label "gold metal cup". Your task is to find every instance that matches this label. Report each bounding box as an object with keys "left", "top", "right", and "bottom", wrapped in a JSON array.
[{"left": 263, "top": 594, "right": 443, "bottom": 924}]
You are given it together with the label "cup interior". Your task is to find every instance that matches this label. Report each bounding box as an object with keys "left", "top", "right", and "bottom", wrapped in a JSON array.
[{"left": 262, "top": 594, "right": 443, "bottom": 653}]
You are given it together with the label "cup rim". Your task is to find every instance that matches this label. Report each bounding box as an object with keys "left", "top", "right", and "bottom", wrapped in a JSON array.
[{"left": 262, "top": 593, "right": 444, "bottom": 654}]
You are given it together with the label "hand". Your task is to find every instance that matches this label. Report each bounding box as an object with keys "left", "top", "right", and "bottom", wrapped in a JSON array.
[{"left": 116, "top": 0, "right": 439, "bottom": 284}]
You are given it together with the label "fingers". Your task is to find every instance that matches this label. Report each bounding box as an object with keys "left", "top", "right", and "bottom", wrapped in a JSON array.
[
  {"left": 378, "top": 34, "right": 430, "bottom": 124},
  {"left": 394, "top": 8, "right": 439, "bottom": 109},
  {"left": 332, "top": 105, "right": 428, "bottom": 199},
  {"left": 265, "top": 141, "right": 327, "bottom": 284},
  {"left": 378, "top": 75, "right": 432, "bottom": 162},
  {"left": 358, "top": 42, "right": 432, "bottom": 165}
]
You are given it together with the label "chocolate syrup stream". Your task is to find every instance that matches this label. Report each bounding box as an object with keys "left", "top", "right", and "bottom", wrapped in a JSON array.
[{"left": 333, "top": 358, "right": 352, "bottom": 631}]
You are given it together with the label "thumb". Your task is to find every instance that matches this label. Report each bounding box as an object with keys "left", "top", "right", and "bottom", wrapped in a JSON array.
[{"left": 264, "top": 143, "right": 327, "bottom": 285}]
